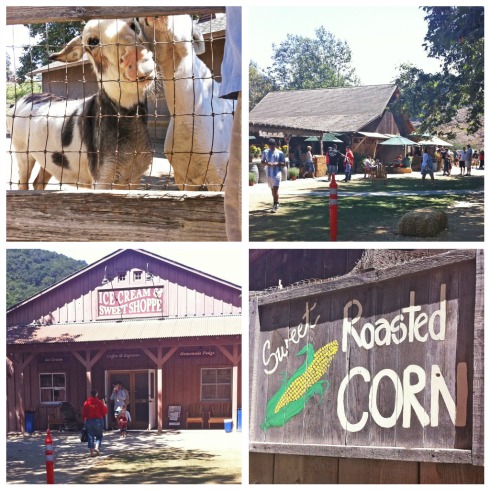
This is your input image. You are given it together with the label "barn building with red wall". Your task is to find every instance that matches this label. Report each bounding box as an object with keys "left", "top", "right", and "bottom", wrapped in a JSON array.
[{"left": 7, "top": 249, "right": 242, "bottom": 433}]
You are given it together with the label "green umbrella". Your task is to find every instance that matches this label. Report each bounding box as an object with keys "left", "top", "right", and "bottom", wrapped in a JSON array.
[
  {"left": 304, "top": 133, "right": 343, "bottom": 143},
  {"left": 379, "top": 135, "right": 417, "bottom": 146}
]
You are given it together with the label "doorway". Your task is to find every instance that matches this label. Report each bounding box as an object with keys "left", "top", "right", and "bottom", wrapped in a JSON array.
[{"left": 106, "top": 370, "right": 156, "bottom": 430}]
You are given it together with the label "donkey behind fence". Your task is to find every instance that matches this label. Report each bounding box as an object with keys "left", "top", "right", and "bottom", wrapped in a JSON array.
[{"left": 8, "top": 19, "right": 155, "bottom": 190}]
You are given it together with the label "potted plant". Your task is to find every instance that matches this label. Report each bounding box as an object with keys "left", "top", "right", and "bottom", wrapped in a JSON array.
[
  {"left": 249, "top": 171, "right": 257, "bottom": 186},
  {"left": 288, "top": 167, "right": 300, "bottom": 181},
  {"left": 249, "top": 145, "right": 257, "bottom": 162}
]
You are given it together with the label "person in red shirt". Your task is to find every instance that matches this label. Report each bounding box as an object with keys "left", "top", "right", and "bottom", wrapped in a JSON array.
[
  {"left": 343, "top": 146, "right": 354, "bottom": 182},
  {"left": 82, "top": 389, "right": 108, "bottom": 456}
]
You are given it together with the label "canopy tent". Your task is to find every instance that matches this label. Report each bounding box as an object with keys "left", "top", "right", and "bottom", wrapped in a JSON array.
[
  {"left": 379, "top": 135, "right": 417, "bottom": 160},
  {"left": 418, "top": 136, "right": 454, "bottom": 147},
  {"left": 379, "top": 136, "right": 417, "bottom": 146}
]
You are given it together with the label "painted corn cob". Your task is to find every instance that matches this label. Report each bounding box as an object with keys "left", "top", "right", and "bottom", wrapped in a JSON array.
[{"left": 261, "top": 340, "right": 339, "bottom": 431}]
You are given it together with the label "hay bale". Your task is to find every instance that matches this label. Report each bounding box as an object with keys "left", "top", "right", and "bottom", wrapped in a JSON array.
[{"left": 397, "top": 209, "right": 448, "bottom": 237}]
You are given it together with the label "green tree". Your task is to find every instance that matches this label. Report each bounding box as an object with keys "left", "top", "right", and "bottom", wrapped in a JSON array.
[
  {"left": 249, "top": 60, "right": 278, "bottom": 111},
  {"left": 7, "top": 249, "right": 87, "bottom": 309},
  {"left": 16, "top": 21, "right": 84, "bottom": 82},
  {"left": 269, "top": 27, "right": 360, "bottom": 91},
  {"left": 394, "top": 7, "right": 483, "bottom": 135}
]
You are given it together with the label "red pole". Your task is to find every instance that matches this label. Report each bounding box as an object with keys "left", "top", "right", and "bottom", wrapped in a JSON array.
[
  {"left": 45, "top": 429, "right": 54, "bottom": 484},
  {"left": 329, "top": 173, "right": 338, "bottom": 241}
]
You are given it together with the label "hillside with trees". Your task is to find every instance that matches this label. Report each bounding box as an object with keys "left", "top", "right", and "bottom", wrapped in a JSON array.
[{"left": 7, "top": 249, "right": 87, "bottom": 309}]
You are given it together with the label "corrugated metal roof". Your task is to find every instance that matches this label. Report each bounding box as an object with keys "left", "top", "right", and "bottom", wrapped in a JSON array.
[
  {"left": 198, "top": 14, "right": 227, "bottom": 35},
  {"left": 7, "top": 315, "right": 241, "bottom": 345},
  {"left": 250, "top": 84, "right": 398, "bottom": 133}
]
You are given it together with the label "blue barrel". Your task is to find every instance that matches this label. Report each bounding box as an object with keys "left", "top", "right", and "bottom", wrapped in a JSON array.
[
  {"left": 224, "top": 419, "right": 233, "bottom": 433},
  {"left": 237, "top": 409, "right": 242, "bottom": 432},
  {"left": 25, "top": 411, "right": 36, "bottom": 433}
]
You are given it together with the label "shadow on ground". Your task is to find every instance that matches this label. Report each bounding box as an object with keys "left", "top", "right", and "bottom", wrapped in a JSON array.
[
  {"left": 73, "top": 447, "right": 240, "bottom": 484},
  {"left": 250, "top": 191, "right": 484, "bottom": 242},
  {"left": 7, "top": 430, "right": 241, "bottom": 484}
]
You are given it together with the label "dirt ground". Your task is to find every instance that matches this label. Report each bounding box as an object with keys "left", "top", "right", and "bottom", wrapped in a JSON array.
[{"left": 7, "top": 429, "right": 242, "bottom": 484}]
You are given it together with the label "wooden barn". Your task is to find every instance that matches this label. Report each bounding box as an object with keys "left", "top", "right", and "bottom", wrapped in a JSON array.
[
  {"left": 7, "top": 249, "right": 242, "bottom": 434},
  {"left": 249, "top": 249, "right": 483, "bottom": 484},
  {"left": 249, "top": 84, "right": 415, "bottom": 163}
]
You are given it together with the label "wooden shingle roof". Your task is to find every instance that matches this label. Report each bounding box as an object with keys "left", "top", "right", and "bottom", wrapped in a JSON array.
[{"left": 250, "top": 84, "right": 399, "bottom": 133}]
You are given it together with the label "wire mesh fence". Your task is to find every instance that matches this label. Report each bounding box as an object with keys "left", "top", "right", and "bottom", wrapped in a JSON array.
[{"left": 7, "top": 8, "right": 234, "bottom": 192}]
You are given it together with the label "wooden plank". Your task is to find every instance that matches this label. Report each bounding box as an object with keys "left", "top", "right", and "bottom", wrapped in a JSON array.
[
  {"left": 260, "top": 303, "right": 291, "bottom": 444},
  {"left": 249, "top": 441, "right": 473, "bottom": 464},
  {"left": 7, "top": 191, "right": 226, "bottom": 242},
  {"left": 273, "top": 454, "right": 304, "bottom": 484},
  {"left": 343, "top": 284, "right": 373, "bottom": 447},
  {"left": 302, "top": 456, "right": 338, "bottom": 484},
  {"left": 472, "top": 249, "right": 484, "bottom": 466},
  {"left": 249, "top": 452, "right": 274, "bottom": 484},
  {"left": 272, "top": 454, "right": 339, "bottom": 483},
  {"left": 454, "top": 261, "right": 475, "bottom": 450},
  {"left": 339, "top": 458, "right": 419, "bottom": 484},
  {"left": 370, "top": 277, "right": 400, "bottom": 448},
  {"left": 257, "top": 250, "right": 476, "bottom": 306},
  {"left": 249, "top": 297, "right": 270, "bottom": 443},
  {"left": 282, "top": 299, "right": 309, "bottom": 446},
  {"left": 420, "top": 462, "right": 484, "bottom": 484},
  {"left": 302, "top": 295, "right": 335, "bottom": 446},
  {"left": 424, "top": 268, "right": 459, "bottom": 449},
  {"left": 7, "top": 6, "right": 226, "bottom": 25}
]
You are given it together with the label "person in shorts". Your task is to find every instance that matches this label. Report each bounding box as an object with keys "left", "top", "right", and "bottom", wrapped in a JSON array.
[
  {"left": 327, "top": 144, "right": 345, "bottom": 181},
  {"left": 459, "top": 147, "right": 466, "bottom": 175},
  {"left": 261, "top": 138, "right": 285, "bottom": 213}
]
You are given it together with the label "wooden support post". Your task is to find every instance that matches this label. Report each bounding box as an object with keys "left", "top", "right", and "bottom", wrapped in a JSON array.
[{"left": 12, "top": 353, "right": 36, "bottom": 432}]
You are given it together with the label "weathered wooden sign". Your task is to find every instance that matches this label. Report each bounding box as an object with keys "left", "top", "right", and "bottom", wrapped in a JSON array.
[{"left": 250, "top": 251, "right": 483, "bottom": 465}]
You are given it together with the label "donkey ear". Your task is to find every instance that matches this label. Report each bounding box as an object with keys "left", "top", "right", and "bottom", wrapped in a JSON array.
[
  {"left": 49, "top": 36, "right": 84, "bottom": 63},
  {"left": 192, "top": 26, "right": 206, "bottom": 55}
]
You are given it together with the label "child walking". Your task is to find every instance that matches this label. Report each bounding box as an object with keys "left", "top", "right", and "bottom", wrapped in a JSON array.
[{"left": 117, "top": 404, "right": 131, "bottom": 438}]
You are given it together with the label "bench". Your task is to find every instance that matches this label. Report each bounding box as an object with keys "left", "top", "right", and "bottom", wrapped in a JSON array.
[
  {"left": 185, "top": 404, "right": 206, "bottom": 429},
  {"left": 208, "top": 403, "right": 232, "bottom": 429}
]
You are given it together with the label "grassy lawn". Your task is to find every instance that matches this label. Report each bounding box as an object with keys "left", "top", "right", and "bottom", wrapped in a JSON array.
[
  {"left": 71, "top": 446, "right": 241, "bottom": 484},
  {"left": 249, "top": 175, "right": 484, "bottom": 241},
  {"left": 338, "top": 173, "right": 484, "bottom": 193}
]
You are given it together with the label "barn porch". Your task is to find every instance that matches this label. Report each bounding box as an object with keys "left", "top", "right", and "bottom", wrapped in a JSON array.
[{"left": 7, "top": 319, "right": 241, "bottom": 433}]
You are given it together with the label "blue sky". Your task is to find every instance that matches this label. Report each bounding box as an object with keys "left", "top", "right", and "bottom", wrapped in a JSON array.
[{"left": 249, "top": 5, "right": 443, "bottom": 85}]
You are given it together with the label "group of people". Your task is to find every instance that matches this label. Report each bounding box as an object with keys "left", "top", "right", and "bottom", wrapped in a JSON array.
[
  {"left": 259, "top": 138, "right": 484, "bottom": 212},
  {"left": 261, "top": 139, "right": 354, "bottom": 213},
  {"left": 81, "top": 382, "right": 132, "bottom": 457},
  {"left": 454, "top": 145, "right": 484, "bottom": 176}
]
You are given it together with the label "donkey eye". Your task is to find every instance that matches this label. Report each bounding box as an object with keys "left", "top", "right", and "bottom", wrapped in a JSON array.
[
  {"left": 130, "top": 22, "right": 136, "bottom": 31},
  {"left": 87, "top": 37, "right": 100, "bottom": 48}
]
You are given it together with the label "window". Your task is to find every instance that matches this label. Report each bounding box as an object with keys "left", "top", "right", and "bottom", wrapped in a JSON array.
[
  {"left": 201, "top": 368, "right": 232, "bottom": 402},
  {"left": 40, "top": 373, "right": 66, "bottom": 404},
  {"left": 118, "top": 272, "right": 126, "bottom": 281},
  {"left": 133, "top": 271, "right": 142, "bottom": 281}
]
